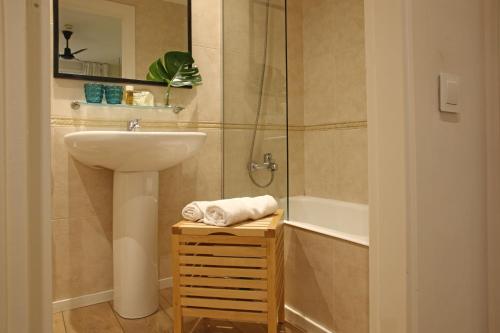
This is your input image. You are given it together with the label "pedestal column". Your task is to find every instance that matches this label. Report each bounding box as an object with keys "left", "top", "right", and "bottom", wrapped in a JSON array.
[{"left": 112, "top": 171, "right": 159, "bottom": 319}]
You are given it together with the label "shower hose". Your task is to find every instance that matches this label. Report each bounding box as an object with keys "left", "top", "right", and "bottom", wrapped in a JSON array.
[{"left": 248, "top": 0, "right": 275, "bottom": 189}]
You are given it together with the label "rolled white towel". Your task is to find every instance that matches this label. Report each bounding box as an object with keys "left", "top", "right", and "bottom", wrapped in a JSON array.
[
  {"left": 204, "top": 195, "right": 278, "bottom": 227},
  {"left": 181, "top": 201, "right": 210, "bottom": 222}
]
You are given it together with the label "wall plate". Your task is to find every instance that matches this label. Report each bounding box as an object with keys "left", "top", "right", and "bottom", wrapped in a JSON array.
[{"left": 440, "top": 73, "right": 460, "bottom": 113}]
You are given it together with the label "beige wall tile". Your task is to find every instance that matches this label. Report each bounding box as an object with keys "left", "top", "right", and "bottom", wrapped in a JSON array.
[
  {"left": 158, "top": 129, "right": 222, "bottom": 278},
  {"left": 332, "top": 238, "right": 369, "bottom": 333},
  {"left": 51, "top": 126, "right": 114, "bottom": 221},
  {"left": 285, "top": 225, "right": 369, "bottom": 333},
  {"left": 303, "top": 0, "right": 366, "bottom": 126},
  {"left": 333, "top": 46, "right": 367, "bottom": 124},
  {"left": 222, "top": 0, "right": 250, "bottom": 55},
  {"left": 284, "top": 226, "right": 334, "bottom": 329},
  {"left": 287, "top": 0, "right": 305, "bottom": 196},
  {"left": 287, "top": 0, "right": 304, "bottom": 127},
  {"left": 52, "top": 215, "right": 114, "bottom": 300},
  {"left": 223, "top": 0, "right": 290, "bottom": 204},
  {"left": 192, "top": 0, "right": 221, "bottom": 49},
  {"left": 191, "top": 45, "right": 222, "bottom": 123},
  {"left": 331, "top": 129, "right": 368, "bottom": 203},
  {"left": 288, "top": 131, "right": 305, "bottom": 196},
  {"left": 223, "top": 0, "right": 286, "bottom": 126},
  {"left": 287, "top": 0, "right": 368, "bottom": 204},
  {"left": 223, "top": 49, "right": 257, "bottom": 125},
  {"left": 304, "top": 128, "right": 368, "bottom": 203},
  {"left": 223, "top": 129, "right": 287, "bottom": 201}
]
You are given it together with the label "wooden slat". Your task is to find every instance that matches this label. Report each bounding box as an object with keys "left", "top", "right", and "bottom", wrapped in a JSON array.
[
  {"left": 276, "top": 259, "right": 284, "bottom": 287},
  {"left": 171, "top": 234, "right": 182, "bottom": 333},
  {"left": 179, "top": 227, "right": 267, "bottom": 237},
  {"left": 177, "top": 221, "right": 272, "bottom": 229},
  {"left": 180, "top": 235, "right": 267, "bottom": 246},
  {"left": 179, "top": 255, "right": 267, "bottom": 268},
  {"left": 267, "top": 210, "right": 283, "bottom": 230},
  {"left": 180, "top": 266, "right": 268, "bottom": 279},
  {"left": 180, "top": 276, "right": 267, "bottom": 289},
  {"left": 179, "top": 286, "right": 268, "bottom": 300},
  {"left": 182, "top": 308, "right": 267, "bottom": 323},
  {"left": 267, "top": 238, "right": 278, "bottom": 333},
  {"left": 172, "top": 210, "right": 284, "bottom": 237},
  {"left": 181, "top": 297, "right": 268, "bottom": 311},
  {"left": 179, "top": 245, "right": 267, "bottom": 257}
]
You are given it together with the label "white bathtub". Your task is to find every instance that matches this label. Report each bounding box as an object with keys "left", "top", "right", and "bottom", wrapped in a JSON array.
[{"left": 284, "top": 196, "right": 369, "bottom": 246}]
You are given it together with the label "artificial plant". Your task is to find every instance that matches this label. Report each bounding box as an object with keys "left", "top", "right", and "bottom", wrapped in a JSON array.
[{"left": 146, "top": 51, "right": 203, "bottom": 105}]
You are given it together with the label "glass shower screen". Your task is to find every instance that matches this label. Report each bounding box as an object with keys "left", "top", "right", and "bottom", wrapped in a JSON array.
[{"left": 222, "top": 0, "right": 288, "bottom": 212}]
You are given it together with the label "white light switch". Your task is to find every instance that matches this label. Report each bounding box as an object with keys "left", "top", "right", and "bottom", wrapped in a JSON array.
[{"left": 440, "top": 73, "right": 460, "bottom": 113}]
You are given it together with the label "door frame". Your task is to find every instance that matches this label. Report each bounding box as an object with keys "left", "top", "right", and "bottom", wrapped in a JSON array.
[
  {"left": 1, "top": 0, "right": 52, "bottom": 332},
  {"left": 365, "top": 0, "right": 413, "bottom": 332}
]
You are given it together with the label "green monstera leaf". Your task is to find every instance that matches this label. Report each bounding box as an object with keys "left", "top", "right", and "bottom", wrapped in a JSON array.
[{"left": 147, "top": 51, "right": 202, "bottom": 105}]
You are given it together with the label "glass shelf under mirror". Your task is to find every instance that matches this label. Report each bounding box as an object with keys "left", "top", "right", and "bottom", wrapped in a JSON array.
[{"left": 71, "top": 101, "right": 184, "bottom": 113}]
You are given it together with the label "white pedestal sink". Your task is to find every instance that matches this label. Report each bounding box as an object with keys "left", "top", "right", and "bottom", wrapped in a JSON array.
[{"left": 64, "top": 131, "right": 207, "bottom": 318}]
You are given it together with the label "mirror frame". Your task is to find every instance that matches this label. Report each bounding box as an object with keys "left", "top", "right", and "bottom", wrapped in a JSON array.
[{"left": 53, "top": 0, "right": 192, "bottom": 87}]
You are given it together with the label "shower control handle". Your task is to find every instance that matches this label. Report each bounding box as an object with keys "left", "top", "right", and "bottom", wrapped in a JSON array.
[{"left": 248, "top": 153, "right": 278, "bottom": 172}]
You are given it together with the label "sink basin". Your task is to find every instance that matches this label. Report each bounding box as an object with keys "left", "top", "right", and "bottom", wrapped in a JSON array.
[
  {"left": 64, "top": 131, "right": 207, "bottom": 172},
  {"left": 63, "top": 130, "right": 207, "bottom": 319}
]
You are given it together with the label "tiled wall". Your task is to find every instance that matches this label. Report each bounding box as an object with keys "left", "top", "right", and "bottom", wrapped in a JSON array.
[
  {"left": 288, "top": 0, "right": 368, "bottom": 204},
  {"left": 285, "top": 1, "right": 369, "bottom": 332},
  {"left": 51, "top": 0, "right": 222, "bottom": 301},
  {"left": 285, "top": 227, "right": 369, "bottom": 333},
  {"left": 222, "top": 0, "right": 288, "bottom": 200}
]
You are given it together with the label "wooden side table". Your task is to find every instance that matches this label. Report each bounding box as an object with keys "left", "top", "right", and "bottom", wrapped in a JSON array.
[{"left": 171, "top": 209, "right": 284, "bottom": 333}]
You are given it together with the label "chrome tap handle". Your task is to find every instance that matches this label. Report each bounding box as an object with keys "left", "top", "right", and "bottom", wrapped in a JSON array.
[
  {"left": 127, "top": 119, "right": 141, "bottom": 131},
  {"left": 248, "top": 152, "right": 278, "bottom": 172}
]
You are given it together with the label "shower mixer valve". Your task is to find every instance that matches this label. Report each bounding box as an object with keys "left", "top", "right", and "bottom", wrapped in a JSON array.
[{"left": 249, "top": 153, "right": 278, "bottom": 172}]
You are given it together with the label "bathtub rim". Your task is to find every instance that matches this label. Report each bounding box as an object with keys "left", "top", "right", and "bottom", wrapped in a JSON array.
[{"left": 284, "top": 219, "right": 370, "bottom": 247}]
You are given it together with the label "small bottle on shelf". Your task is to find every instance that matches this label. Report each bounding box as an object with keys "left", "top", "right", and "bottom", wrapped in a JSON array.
[{"left": 125, "top": 85, "right": 134, "bottom": 105}]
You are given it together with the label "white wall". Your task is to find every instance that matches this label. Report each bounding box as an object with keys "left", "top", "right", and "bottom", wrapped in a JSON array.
[
  {"left": 409, "top": 0, "right": 489, "bottom": 332},
  {"left": 485, "top": 0, "right": 500, "bottom": 331}
]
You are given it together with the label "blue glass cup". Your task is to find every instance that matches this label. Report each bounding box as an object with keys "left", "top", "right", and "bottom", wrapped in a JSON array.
[
  {"left": 104, "top": 85, "right": 124, "bottom": 104},
  {"left": 84, "top": 83, "right": 104, "bottom": 103}
]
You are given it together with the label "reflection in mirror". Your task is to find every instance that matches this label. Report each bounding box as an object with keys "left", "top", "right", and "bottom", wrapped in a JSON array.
[{"left": 55, "top": 0, "right": 190, "bottom": 84}]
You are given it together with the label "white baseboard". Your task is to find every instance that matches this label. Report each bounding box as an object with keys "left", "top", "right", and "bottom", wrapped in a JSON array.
[
  {"left": 285, "top": 304, "right": 335, "bottom": 333},
  {"left": 52, "top": 277, "right": 173, "bottom": 313}
]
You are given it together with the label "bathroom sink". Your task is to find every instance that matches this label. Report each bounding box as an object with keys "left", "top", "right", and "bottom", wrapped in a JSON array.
[
  {"left": 64, "top": 130, "right": 207, "bottom": 318},
  {"left": 64, "top": 130, "right": 207, "bottom": 172}
]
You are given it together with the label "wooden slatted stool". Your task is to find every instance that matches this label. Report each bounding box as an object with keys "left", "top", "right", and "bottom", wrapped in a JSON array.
[{"left": 171, "top": 209, "right": 284, "bottom": 333}]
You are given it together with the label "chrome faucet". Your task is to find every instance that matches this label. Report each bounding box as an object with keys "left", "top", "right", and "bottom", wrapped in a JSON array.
[
  {"left": 127, "top": 119, "right": 141, "bottom": 132},
  {"left": 248, "top": 153, "right": 278, "bottom": 172}
]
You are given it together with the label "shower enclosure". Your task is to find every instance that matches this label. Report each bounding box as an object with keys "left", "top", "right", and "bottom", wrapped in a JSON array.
[
  {"left": 223, "top": 1, "right": 369, "bottom": 332},
  {"left": 222, "top": 0, "right": 288, "bottom": 208}
]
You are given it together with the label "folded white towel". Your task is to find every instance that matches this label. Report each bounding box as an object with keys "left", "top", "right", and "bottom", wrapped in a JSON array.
[
  {"left": 203, "top": 195, "right": 278, "bottom": 227},
  {"left": 181, "top": 201, "right": 210, "bottom": 221}
]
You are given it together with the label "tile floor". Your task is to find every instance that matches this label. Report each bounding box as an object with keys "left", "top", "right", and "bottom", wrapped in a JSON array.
[{"left": 53, "top": 288, "right": 305, "bottom": 333}]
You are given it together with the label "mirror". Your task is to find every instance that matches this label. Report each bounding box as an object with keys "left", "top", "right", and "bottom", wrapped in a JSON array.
[{"left": 53, "top": 0, "right": 191, "bottom": 86}]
